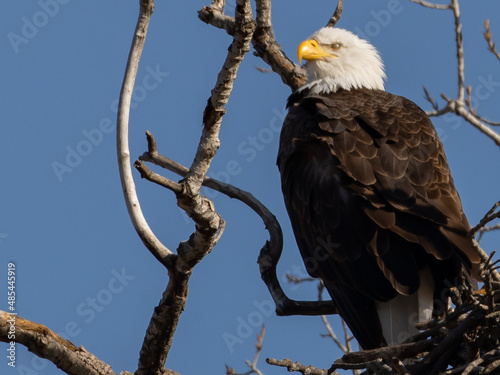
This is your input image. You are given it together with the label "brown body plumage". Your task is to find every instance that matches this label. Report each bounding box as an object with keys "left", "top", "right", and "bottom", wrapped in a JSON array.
[{"left": 278, "top": 86, "right": 479, "bottom": 349}]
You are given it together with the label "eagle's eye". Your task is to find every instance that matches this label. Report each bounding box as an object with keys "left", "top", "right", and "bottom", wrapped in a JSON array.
[{"left": 330, "top": 42, "right": 343, "bottom": 50}]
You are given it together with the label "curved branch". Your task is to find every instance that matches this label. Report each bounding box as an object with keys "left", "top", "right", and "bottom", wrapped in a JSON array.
[
  {"left": 0, "top": 311, "right": 116, "bottom": 375},
  {"left": 116, "top": 0, "right": 175, "bottom": 269},
  {"left": 138, "top": 132, "right": 338, "bottom": 316},
  {"left": 135, "top": 1, "right": 254, "bottom": 372}
]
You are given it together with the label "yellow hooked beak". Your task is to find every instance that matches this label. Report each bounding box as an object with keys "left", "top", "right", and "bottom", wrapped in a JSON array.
[{"left": 297, "top": 40, "right": 336, "bottom": 64}]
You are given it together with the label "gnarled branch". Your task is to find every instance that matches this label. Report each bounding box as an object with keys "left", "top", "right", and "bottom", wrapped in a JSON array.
[{"left": 0, "top": 311, "right": 116, "bottom": 375}]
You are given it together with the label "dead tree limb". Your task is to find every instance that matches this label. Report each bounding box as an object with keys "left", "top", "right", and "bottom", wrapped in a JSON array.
[
  {"left": 198, "top": 1, "right": 306, "bottom": 91},
  {"left": 117, "top": 0, "right": 175, "bottom": 270},
  {"left": 412, "top": 0, "right": 500, "bottom": 147},
  {"left": 131, "top": 0, "right": 255, "bottom": 373},
  {"left": 138, "top": 131, "right": 338, "bottom": 316},
  {"left": 0, "top": 311, "right": 116, "bottom": 375}
]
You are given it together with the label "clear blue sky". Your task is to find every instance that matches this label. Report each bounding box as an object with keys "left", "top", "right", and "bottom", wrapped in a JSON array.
[{"left": 1, "top": 1, "right": 499, "bottom": 374}]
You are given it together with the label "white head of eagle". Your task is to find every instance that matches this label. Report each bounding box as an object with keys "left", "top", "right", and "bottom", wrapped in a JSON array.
[{"left": 298, "top": 27, "right": 386, "bottom": 94}]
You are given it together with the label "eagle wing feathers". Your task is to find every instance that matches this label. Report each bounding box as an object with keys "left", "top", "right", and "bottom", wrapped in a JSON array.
[{"left": 278, "top": 88, "right": 479, "bottom": 349}]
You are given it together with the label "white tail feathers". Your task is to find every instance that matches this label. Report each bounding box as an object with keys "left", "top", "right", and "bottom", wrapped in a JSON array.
[{"left": 375, "top": 268, "right": 435, "bottom": 346}]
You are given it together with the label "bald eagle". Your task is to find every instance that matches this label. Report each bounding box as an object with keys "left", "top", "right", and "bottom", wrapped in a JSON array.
[{"left": 277, "top": 27, "right": 480, "bottom": 350}]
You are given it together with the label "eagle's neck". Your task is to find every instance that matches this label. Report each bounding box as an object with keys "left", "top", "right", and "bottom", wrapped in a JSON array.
[
  {"left": 299, "top": 58, "right": 386, "bottom": 94},
  {"left": 298, "top": 77, "right": 385, "bottom": 95},
  {"left": 298, "top": 78, "right": 342, "bottom": 95}
]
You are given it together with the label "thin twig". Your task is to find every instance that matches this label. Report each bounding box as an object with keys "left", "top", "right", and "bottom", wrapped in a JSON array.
[
  {"left": 409, "top": 0, "right": 451, "bottom": 10},
  {"left": 470, "top": 201, "right": 500, "bottom": 238},
  {"left": 478, "top": 223, "right": 500, "bottom": 242},
  {"left": 484, "top": 19, "right": 500, "bottom": 62},
  {"left": 266, "top": 358, "right": 333, "bottom": 375},
  {"left": 423, "top": 86, "right": 440, "bottom": 111},
  {"left": 321, "top": 315, "right": 349, "bottom": 353},
  {"left": 134, "top": 160, "right": 182, "bottom": 194},
  {"left": 285, "top": 274, "right": 316, "bottom": 284},
  {"left": 227, "top": 326, "right": 266, "bottom": 375}
]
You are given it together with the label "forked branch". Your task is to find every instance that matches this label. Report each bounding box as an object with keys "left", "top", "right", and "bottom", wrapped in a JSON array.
[
  {"left": 412, "top": 0, "right": 500, "bottom": 147},
  {"left": 132, "top": 0, "right": 255, "bottom": 373},
  {"left": 138, "top": 131, "right": 338, "bottom": 316}
]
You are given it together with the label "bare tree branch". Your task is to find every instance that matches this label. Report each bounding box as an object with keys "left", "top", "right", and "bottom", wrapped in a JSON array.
[
  {"left": 451, "top": 0, "right": 466, "bottom": 103},
  {"left": 470, "top": 201, "right": 500, "bottom": 238},
  {"left": 198, "top": 6, "right": 235, "bottom": 36},
  {"left": 320, "top": 315, "right": 349, "bottom": 354},
  {"left": 135, "top": 160, "right": 182, "bottom": 193},
  {"left": 484, "top": 19, "right": 500, "bottom": 62},
  {"left": 477, "top": 223, "right": 500, "bottom": 242},
  {"left": 138, "top": 131, "right": 338, "bottom": 316},
  {"left": 210, "top": 0, "right": 226, "bottom": 11},
  {"left": 326, "top": 0, "right": 344, "bottom": 28},
  {"left": 255, "top": 0, "right": 272, "bottom": 32},
  {"left": 227, "top": 326, "right": 266, "bottom": 375},
  {"left": 454, "top": 103, "right": 500, "bottom": 146},
  {"left": 266, "top": 358, "right": 333, "bottom": 375},
  {"left": 134, "top": 1, "right": 254, "bottom": 373},
  {"left": 198, "top": 3, "right": 306, "bottom": 91},
  {"left": 423, "top": 86, "right": 440, "bottom": 112},
  {"left": 409, "top": 0, "right": 451, "bottom": 10},
  {"left": 316, "top": 281, "right": 353, "bottom": 356},
  {"left": 116, "top": 0, "right": 175, "bottom": 269},
  {"left": 411, "top": 0, "right": 500, "bottom": 147},
  {"left": 465, "top": 87, "right": 500, "bottom": 126},
  {"left": 0, "top": 311, "right": 117, "bottom": 375}
]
